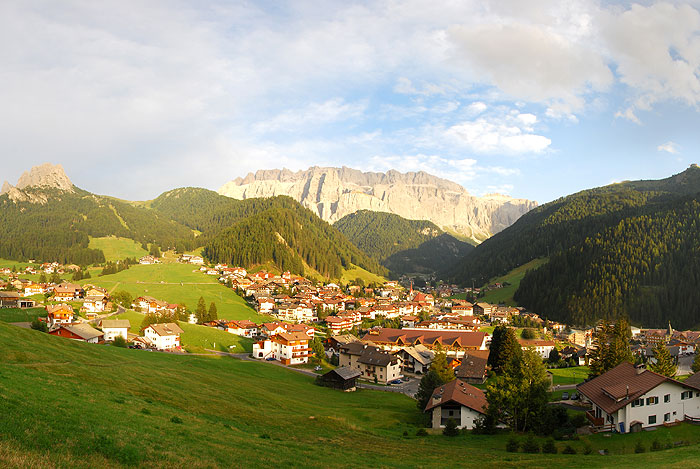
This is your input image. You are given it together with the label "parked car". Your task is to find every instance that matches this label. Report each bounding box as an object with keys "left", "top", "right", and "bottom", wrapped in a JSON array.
[
  {"left": 265, "top": 357, "right": 276, "bottom": 361},
  {"left": 562, "top": 391, "right": 569, "bottom": 400},
  {"left": 571, "top": 393, "right": 579, "bottom": 400},
  {"left": 390, "top": 379, "right": 402, "bottom": 385}
]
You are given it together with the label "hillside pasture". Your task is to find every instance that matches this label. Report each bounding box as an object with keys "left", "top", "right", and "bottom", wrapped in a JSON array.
[
  {"left": 479, "top": 258, "right": 549, "bottom": 305},
  {"left": 88, "top": 236, "right": 148, "bottom": 262}
]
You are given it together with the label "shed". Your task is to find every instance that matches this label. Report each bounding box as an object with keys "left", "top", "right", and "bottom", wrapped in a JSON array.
[{"left": 317, "top": 366, "right": 362, "bottom": 391}]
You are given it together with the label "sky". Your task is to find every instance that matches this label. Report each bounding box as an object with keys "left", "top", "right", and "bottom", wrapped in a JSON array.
[{"left": 2, "top": 0, "right": 700, "bottom": 203}]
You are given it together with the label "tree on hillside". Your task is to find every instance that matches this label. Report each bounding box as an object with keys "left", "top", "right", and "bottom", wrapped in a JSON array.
[
  {"left": 208, "top": 302, "right": 218, "bottom": 322},
  {"left": 485, "top": 349, "right": 550, "bottom": 432},
  {"left": 195, "top": 297, "right": 207, "bottom": 323},
  {"left": 429, "top": 344, "right": 455, "bottom": 383},
  {"left": 488, "top": 325, "right": 507, "bottom": 370},
  {"left": 548, "top": 348, "right": 560, "bottom": 364},
  {"left": 589, "top": 318, "right": 634, "bottom": 378},
  {"left": 494, "top": 328, "right": 522, "bottom": 374},
  {"left": 648, "top": 343, "right": 677, "bottom": 377},
  {"left": 310, "top": 337, "right": 325, "bottom": 361},
  {"left": 111, "top": 290, "right": 133, "bottom": 309},
  {"left": 521, "top": 328, "right": 536, "bottom": 340},
  {"left": 38, "top": 272, "right": 47, "bottom": 284},
  {"left": 149, "top": 244, "right": 162, "bottom": 258},
  {"left": 693, "top": 352, "right": 700, "bottom": 374},
  {"left": 50, "top": 272, "right": 61, "bottom": 284},
  {"left": 415, "top": 370, "right": 445, "bottom": 412}
]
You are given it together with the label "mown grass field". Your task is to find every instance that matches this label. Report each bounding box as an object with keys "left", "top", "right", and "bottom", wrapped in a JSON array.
[
  {"left": 90, "top": 263, "right": 270, "bottom": 322},
  {"left": 0, "top": 307, "right": 45, "bottom": 323},
  {"left": 341, "top": 264, "right": 386, "bottom": 286},
  {"left": 548, "top": 366, "right": 590, "bottom": 386},
  {"left": 88, "top": 236, "right": 148, "bottom": 262},
  {"left": 2, "top": 323, "right": 700, "bottom": 468}
]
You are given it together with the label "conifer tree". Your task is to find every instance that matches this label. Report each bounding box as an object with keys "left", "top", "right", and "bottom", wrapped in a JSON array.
[
  {"left": 648, "top": 343, "right": 677, "bottom": 377},
  {"left": 208, "top": 302, "right": 218, "bottom": 322},
  {"left": 195, "top": 297, "right": 207, "bottom": 323},
  {"left": 692, "top": 352, "right": 700, "bottom": 374},
  {"left": 430, "top": 344, "right": 455, "bottom": 383}
]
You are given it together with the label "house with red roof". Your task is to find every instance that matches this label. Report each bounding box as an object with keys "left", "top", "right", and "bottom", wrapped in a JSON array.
[{"left": 424, "top": 379, "right": 488, "bottom": 430}]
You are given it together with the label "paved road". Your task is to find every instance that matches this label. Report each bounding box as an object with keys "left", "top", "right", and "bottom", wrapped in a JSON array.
[{"left": 678, "top": 353, "right": 694, "bottom": 376}]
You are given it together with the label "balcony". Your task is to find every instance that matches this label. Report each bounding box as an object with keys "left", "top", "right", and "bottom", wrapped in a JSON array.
[{"left": 586, "top": 410, "right": 604, "bottom": 426}]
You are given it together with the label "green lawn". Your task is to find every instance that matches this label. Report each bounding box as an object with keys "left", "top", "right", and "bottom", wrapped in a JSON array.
[
  {"left": 90, "top": 263, "right": 270, "bottom": 322},
  {"left": 0, "top": 307, "right": 45, "bottom": 323},
  {"left": 2, "top": 323, "right": 700, "bottom": 467},
  {"left": 480, "top": 258, "right": 549, "bottom": 305},
  {"left": 548, "top": 366, "right": 590, "bottom": 386},
  {"left": 88, "top": 236, "right": 148, "bottom": 262},
  {"left": 112, "top": 310, "right": 254, "bottom": 353},
  {"left": 341, "top": 264, "right": 386, "bottom": 286}
]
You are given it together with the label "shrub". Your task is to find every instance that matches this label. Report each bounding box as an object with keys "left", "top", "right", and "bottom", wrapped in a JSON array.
[
  {"left": 563, "top": 444, "right": 576, "bottom": 454},
  {"left": 570, "top": 412, "right": 587, "bottom": 428},
  {"left": 472, "top": 414, "right": 496, "bottom": 434},
  {"left": 506, "top": 436, "right": 520, "bottom": 453},
  {"left": 634, "top": 441, "right": 646, "bottom": 453},
  {"left": 583, "top": 444, "right": 593, "bottom": 455},
  {"left": 140, "top": 407, "right": 151, "bottom": 415},
  {"left": 651, "top": 439, "right": 663, "bottom": 452},
  {"left": 112, "top": 336, "right": 127, "bottom": 348},
  {"left": 416, "top": 428, "right": 428, "bottom": 437},
  {"left": 30, "top": 319, "right": 47, "bottom": 332},
  {"left": 522, "top": 435, "right": 540, "bottom": 454},
  {"left": 170, "top": 416, "right": 183, "bottom": 424},
  {"left": 542, "top": 439, "right": 557, "bottom": 454},
  {"left": 443, "top": 418, "right": 460, "bottom": 437}
]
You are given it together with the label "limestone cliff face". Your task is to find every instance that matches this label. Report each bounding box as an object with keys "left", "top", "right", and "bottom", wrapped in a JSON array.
[
  {"left": 218, "top": 166, "right": 537, "bottom": 242},
  {"left": 1, "top": 163, "right": 74, "bottom": 203}
]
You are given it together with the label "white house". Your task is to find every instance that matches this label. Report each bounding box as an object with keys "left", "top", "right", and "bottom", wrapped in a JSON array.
[
  {"left": 518, "top": 339, "right": 556, "bottom": 359},
  {"left": 83, "top": 294, "right": 107, "bottom": 313},
  {"left": 578, "top": 362, "right": 700, "bottom": 433},
  {"left": 252, "top": 331, "right": 310, "bottom": 365},
  {"left": 424, "top": 379, "right": 488, "bottom": 430},
  {"left": 101, "top": 319, "right": 130, "bottom": 342},
  {"left": 143, "top": 323, "right": 184, "bottom": 351}
]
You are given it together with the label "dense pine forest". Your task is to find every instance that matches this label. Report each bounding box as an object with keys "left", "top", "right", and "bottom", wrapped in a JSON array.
[
  {"left": 0, "top": 187, "right": 194, "bottom": 264},
  {"left": 152, "top": 188, "right": 386, "bottom": 279},
  {"left": 335, "top": 210, "right": 473, "bottom": 276},
  {"left": 450, "top": 165, "right": 700, "bottom": 329}
]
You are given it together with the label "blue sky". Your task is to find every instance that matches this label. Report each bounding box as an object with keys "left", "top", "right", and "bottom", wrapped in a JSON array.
[{"left": 2, "top": 0, "right": 700, "bottom": 203}]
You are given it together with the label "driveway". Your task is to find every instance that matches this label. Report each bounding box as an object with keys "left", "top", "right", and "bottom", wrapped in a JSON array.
[{"left": 678, "top": 353, "right": 695, "bottom": 376}]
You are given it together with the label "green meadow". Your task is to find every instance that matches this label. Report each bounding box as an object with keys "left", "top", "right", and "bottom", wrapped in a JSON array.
[
  {"left": 88, "top": 236, "right": 149, "bottom": 262},
  {"left": 2, "top": 324, "right": 700, "bottom": 468},
  {"left": 0, "top": 307, "right": 45, "bottom": 323},
  {"left": 341, "top": 264, "right": 386, "bottom": 286},
  {"left": 90, "top": 263, "right": 270, "bottom": 322}
]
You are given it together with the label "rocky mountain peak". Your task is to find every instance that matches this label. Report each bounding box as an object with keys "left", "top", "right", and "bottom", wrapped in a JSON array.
[{"left": 15, "top": 163, "right": 74, "bottom": 192}]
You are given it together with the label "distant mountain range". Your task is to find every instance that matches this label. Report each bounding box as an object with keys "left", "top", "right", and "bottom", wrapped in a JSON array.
[
  {"left": 451, "top": 165, "right": 700, "bottom": 329},
  {"left": 218, "top": 166, "right": 537, "bottom": 243}
]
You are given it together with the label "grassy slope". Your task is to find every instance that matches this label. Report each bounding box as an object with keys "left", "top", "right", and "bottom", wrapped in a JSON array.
[
  {"left": 480, "top": 258, "right": 548, "bottom": 305},
  {"left": 0, "top": 307, "right": 45, "bottom": 323},
  {"left": 90, "top": 263, "right": 269, "bottom": 322},
  {"left": 547, "top": 366, "right": 590, "bottom": 386},
  {"left": 341, "top": 264, "right": 386, "bottom": 285},
  {"left": 88, "top": 236, "right": 148, "bottom": 262},
  {"left": 2, "top": 324, "right": 700, "bottom": 468},
  {"left": 113, "top": 310, "right": 254, "bottom": 354}
]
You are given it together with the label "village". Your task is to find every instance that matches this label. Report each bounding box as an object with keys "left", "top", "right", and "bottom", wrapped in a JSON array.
[{"left": 3, "top": 256, "right": 700, "bottom": 441}]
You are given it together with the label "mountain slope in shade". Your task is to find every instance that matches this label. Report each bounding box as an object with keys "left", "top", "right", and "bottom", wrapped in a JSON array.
[
  {"left": 335, "top": 210, "right": 473, "bottom": 276},
  {"left": 451, "top": 165, "right": 700, "bottom": 329},
  {"left": 218, "top": 166, "right": 537, "bottom": 243}
]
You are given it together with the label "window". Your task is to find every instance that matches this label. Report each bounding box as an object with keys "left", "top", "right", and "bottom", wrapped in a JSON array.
[
  {"left": 648, "top": 415, "right": 657, "bottom": 425},
  {"left": 631, "top": 398, "right": 644, "bottom": 407},
  {"left": 646, "top": 396, "right": 659, "bottom": 405},
  {"left": 681, "top": 391, "right": 693, "bottom": 400},
  {"left": 664, "top": 394, "right": 670, "bottom": 403},
  {"left": 664, "top": 413, "right": 670, "bottom": 422}
]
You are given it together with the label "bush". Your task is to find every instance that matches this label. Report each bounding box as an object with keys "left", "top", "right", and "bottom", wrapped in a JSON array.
[
  {"left": 140, "top": 407, "right": 151, "bottom": 415},
  {"left": 542, "top": 439, "right": 557, "bottom": 454},
  {"left": 170, "top": 416, "right": 183, "bottom": 424},
  {"left": 563, "top": 444, "right": 576, "bottom": 454},
  {"left": 416, "top": 428, "right": 428, "bottom": 437},
  {"left": 506, "top": 436, "right": 520, "bottom": 453},
  {"left": 443, "top": 418, "right": 460, "bottom": 437},
  {"left": 112, "top": 336, "right": 127, "bottom": 348},
  {"left": 472, "top": 414, "right": 496, "bottom": 435},
  {"left": 583, "top": 443, "right": 592, "bottom": 455},
  {"left": 570, "top": 412, "right": 587, "bottom": 428},
  {"left": 634, "top": 441, "right": 646, "bottom": 453},
  {"left": 522, "top": 435, "right": 540, "bottom": 454},
  {"left": 30, "top": 319, "right": 47, "bottom": 332},
  {"left": 651, "top": 439, "right": 663, "bottom": 452}
]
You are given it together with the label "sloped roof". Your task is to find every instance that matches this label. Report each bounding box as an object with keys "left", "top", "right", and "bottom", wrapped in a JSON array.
[
  {"left": 59, "top": 323, "right": 104, "bottom": 341},
  {"left": 362, "top": 328, "right": 486, "bottom": 349},
  {"left": 455, "top": 351, "right": 489, "bottom": 380},
  {"left": 685, "top": 372, "right": 700, "bottom": 390},
  {"left": 327, "top": 366, "right": 362, "bottom": 380},
  {"left": 577, "top": 362, "right": 692, "bottom": 414},
  {"left": 424, "top": 379, "right": 487, "bottom": 414},
  {"left": 147, "top": 323, "right": 184, "bottom": 336},
  {"left": 339, "top": 342, "right": 398, "bottom": 367},
  {"left": 101, "top": 319, "right": 130, "bottom": 329}
]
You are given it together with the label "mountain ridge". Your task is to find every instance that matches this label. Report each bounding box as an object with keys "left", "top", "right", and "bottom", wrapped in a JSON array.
[{"left": 218, "top": 166, "right": 537, "bottom": 243}]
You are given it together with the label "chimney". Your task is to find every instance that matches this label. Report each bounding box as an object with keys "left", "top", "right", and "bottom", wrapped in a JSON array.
[
  {"left": 635, "top": 364, "right": 645, "bottom": 374},
  {"left": 626, "top": 385, "right": 629, "bottom": 399}
]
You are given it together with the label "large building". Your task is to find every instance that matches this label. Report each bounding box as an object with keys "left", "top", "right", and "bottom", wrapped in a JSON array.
[
  {"left": 578, "top": 362, "right": 700, "bottom": 433},
  {"left": 253, "top": 331, "right": 311, "bottom": 365},
  {"left": 143, "top": 323, "right": 184, "bottom": 351},
  {"left": 362, "top": 328, "right": 487, "bottom": 356},
  {"left": 338, "top": 342, "right": 401, "bottom": 384}
]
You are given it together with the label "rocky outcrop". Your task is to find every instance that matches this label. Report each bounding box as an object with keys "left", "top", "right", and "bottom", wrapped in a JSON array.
[
  {"left": 218, "top": 166, "right": 537, "bottom": 242},
  {"left": 1, "top": 163, "right": 74, "bottom": 204}
]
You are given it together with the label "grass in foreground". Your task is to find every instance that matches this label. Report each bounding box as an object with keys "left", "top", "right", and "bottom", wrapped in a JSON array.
[{"left": 2, "top": 324, "right": 700, "bottom": 467}]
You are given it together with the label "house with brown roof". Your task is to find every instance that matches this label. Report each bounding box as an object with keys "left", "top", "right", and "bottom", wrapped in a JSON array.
[
  {"left": 577, "top": 362, "right": 700, "bottom": 433},
  {"left": 455, "top": 350, "right": 489, "bottom": 384},
  {"left": 46, "top": 304, "right": 75, "bottom": 327},
  {"left": 424, "top": 379, "right": 488, "bottom": 430},
  {"left": 339, "top": 342, "right": 401, "bottom": 384},
  {"left": 253, "top": 331, "right": 311, "bottom": 365},
  {"left": 143, "top": 323, "right": 184, "bottom": 350},
  {"left": 518, "top": 339, "right": 556, "bottom": 359},
  {"left": 362, "top": 328, "right": 487, "bottom": 356},
  {"left": 49, "top": 323, "right": 104, "bottom": 343}
]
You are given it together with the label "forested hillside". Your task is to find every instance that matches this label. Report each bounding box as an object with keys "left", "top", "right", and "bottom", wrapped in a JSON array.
[
  {"left": 449, "top": 165, "right": 700, "bottom": 328},
  {"left": 0, "top": 187, "right": 194, "bottom": 265},
  {"left": 335, "top": 210, "right": 472, "bottom": 276},
  {"left": 152, "top": 188, "right": 386, "bottom": 279}
]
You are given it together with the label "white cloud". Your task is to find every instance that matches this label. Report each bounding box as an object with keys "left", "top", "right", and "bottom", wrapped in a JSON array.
[
  {"left": 657, "top": 141, "right": 680, "bottom": 154},
  {"left": 466, "top": 102, "right": 488, "bottom": 115},
  {"left": 445, "top": 111, "right": 551, "bottom": 154},
  {"left": 253, "top": 98, "right": 367, "bottom": 134}
]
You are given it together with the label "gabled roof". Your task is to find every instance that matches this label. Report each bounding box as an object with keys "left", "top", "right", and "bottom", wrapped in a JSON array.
[
  {"left": 55, "top": 323, "right": 104, "bottom": 341},
  {"left": 100, "top": 319, "right": 131, "bottom": 329},
  {"left": 339, "top": 342, "right": 398, "bottom": 367},
  {"left": 685, "top": 371, "right": 700, "bottom": 390},
  {"left": 362, "top": 328, "right": 486, "bottom": 349},
  {"left": 146, "top": 323, "right": 184, "bottom": 336},
  {"left": 326, "top": 366, "right": 362, "bottom": 380},
  {"left": 424, "top": 379, "right": 487, "bottom": 414},
  {"left": 455, "top": 351, "right": 489, "bottom": 380},
  {"left": 577, "top": 362, "right": 693, "bottom": 414}
]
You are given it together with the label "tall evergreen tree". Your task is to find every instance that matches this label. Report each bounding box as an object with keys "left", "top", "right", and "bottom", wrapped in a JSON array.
[
  {"left": 495, "top": 328, "right": 523, "bottom": 374},
  {"left": 589, "top": 318, "right": 634, "bottom": 378},
  {"left": 488, "top": 325, "right": 506, "bottom": 370},
  {"left": 195, "top": 297, "right": 207, "bottom": 323},
  {"left": 648, "top": 343, "right": 677, "bottom": 377},
  {"left": 415, "top": 370, "right": 445, "bottom": 412},
  {"left": 208, "top": 302, "right": 218, "bottom": 322}
]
